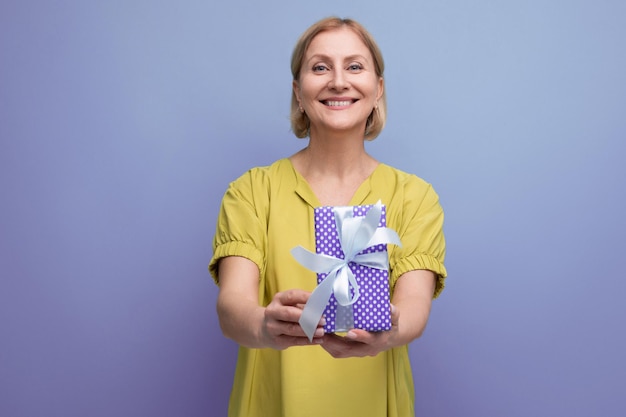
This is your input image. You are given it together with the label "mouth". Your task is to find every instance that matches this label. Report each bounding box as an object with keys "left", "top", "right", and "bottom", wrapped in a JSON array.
[{"left": 321, "top": 99, "right": 357, "bottom": 107}]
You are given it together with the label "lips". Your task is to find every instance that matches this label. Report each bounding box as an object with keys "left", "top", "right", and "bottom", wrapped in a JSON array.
[{"left": 322, "top": 99, "right": 356, "bottom": 107}]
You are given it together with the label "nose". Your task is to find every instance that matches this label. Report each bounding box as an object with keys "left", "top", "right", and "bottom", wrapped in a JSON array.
[{"left": 328, "top": 69, "right": 349, "bottom": 90}]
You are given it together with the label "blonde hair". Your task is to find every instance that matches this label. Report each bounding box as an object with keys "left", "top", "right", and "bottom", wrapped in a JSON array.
[{"left": 290, "top": 17, "right": 387, "bottom": 140}]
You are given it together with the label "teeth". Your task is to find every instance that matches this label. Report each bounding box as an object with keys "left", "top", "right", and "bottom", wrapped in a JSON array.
[{"left": 325, "top": 100, "right": 352, "bottom": 107}]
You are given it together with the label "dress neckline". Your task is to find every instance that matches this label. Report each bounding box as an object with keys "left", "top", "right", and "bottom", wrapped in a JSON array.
[{"left": 284, "top": 158, "right": 383, "bottom": 208}]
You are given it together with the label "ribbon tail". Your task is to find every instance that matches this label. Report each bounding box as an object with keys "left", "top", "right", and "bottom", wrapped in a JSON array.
[
  {"left": 291, "top": 246, "right": 345, "bottom": 273},
  {"left": 346, "top": 268, "right": 360, "bottom": 305},
  {"left": 364, "top": 201, "right": 384, "bottom": 229},
  {"left": 333, "top": 266, "right": 360, "bottom": 306},
  {"left": 352, "top": 251, "right": 389, "bottom": 270},
  {"left": 368, "top": 227, "right": 402, "bottom": 248},
  {"left": 299, "top": 272, "right": 336, "bottom": 341}
]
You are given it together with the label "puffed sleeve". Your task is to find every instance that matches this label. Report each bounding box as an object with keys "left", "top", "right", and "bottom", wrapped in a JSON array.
[
  {"left": 208, "top": 170, "right": 268, "bottom": 284},
  {"left": 389, "top": 177, "right": 447, "bottom": 298}
]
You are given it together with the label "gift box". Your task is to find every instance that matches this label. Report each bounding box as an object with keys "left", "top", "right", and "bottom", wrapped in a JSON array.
[{"left": 291, "top": 201, "right": 401, "bottom": 340}]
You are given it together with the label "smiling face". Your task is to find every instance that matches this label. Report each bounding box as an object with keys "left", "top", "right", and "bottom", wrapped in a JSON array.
[{"left": 293, "top": 27, "right": 384, "bottom": 139}]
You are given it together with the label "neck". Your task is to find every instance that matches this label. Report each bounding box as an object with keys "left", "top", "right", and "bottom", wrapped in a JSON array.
[
  {"left": 290, "top": 143, "right": 379, "bottom": 194},
  {"left": 302, "top": 144, "right": 367, "bottom": 180},
  {"left": 301, "top": 127, "right": 371, "bottom": 177},
  {"left": 289, "top": 128, "right": 379, "bottom": 206}
]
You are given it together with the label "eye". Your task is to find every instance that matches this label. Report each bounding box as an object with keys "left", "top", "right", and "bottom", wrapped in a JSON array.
[
  {"left": 348, "top": 63, "right": 364, "bottom": 71},
  {"left": 312, "top": 64, "right": 329, "bottom": 72}
]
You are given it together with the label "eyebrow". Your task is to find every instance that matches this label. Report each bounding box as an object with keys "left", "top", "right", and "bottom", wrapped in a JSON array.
[{"left": 306, "top": 54, "right": 370, "bottom": 65}]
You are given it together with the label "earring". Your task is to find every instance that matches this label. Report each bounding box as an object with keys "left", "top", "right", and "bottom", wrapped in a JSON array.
[{"left": 299, "top": 105, "right": 304, "bottom": 113}]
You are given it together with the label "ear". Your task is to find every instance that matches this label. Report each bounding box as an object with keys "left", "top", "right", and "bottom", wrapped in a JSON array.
[
  {"left": 293, "top": 80, "right": 301, "bottom": 104},
  {"left": 376, "top": 77, "right": 384, "bottom": 102}
]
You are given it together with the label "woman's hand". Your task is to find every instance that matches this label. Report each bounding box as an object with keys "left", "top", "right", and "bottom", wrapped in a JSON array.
[
  {"left": 320, "top": 304, "right": 400, "bottom": 358},
  {"left": 217, "top": 256, "right": 324, "bottom": 350},
  {"left": 261, "top": 289, "right": 325, "bottom": 350},
  {"left": 320, "top": 269, "right": 437, "bottom": 358}
]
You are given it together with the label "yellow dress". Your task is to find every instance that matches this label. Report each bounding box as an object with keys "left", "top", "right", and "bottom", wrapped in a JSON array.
[{"left": 209, "top": 158, "right": 447, "bottom": 417}]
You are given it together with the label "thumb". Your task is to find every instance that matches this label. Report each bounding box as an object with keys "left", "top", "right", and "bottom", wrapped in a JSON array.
[{"left": 390, "top": 303, "right": 399, "bottom": 327}]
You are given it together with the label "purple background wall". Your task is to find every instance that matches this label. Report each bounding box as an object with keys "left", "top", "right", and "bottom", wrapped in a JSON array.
[{"left": 1, "top": 1, "right": 624, "bottom": 416}]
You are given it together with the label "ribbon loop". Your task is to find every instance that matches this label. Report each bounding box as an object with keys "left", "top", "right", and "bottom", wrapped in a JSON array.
[{"left": 291, "top": 200, "right": 402, "bottom": 341}]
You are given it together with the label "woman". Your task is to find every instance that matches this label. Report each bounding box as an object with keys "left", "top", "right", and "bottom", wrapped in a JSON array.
[{"left": 209, "top": 17, "right": 447, "bottom": 417}]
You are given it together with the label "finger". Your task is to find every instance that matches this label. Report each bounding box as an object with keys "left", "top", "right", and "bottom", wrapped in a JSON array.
[
  {"left": 268, "top": 318, "right": 326, "bottom": 339},
  {"left": 321, "top": 335, "right": 368, "bottom": 358},
  {"left": 312, "top": 337, "right": 325, "bottom": 344},
  {"left": 276, "top": 289, "right": 312, "bottom": 307},
  {"left": 345, "top": 329, "right": 374, "bottom": 344},
  {"left": 265, "top": 304, "right": 307, "bottom": 323},
  {"left": 274, "top": 335, "right": 309, "bottom": 350},
  {"left": 320, "top": 335, "right": 344, "bottom": 357},
  {"left": 390, "top": 303, "right": 399, "bottom": 327}
]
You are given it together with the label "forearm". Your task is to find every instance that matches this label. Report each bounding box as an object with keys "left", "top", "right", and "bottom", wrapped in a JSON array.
[
  {"left": 216, "top": 256, "right": 320, "bottom": 350},
  {"left": 391, "top": 295, "right": 432, "bottom": 347},
  {"left": 388, "top": 269, "right": 436, "bottom": 347},
  {"left": 215, "top": 256, "right": 268, "bottom": 348},
  {"left": 217, "top": 291, "right": 267, "bottom": 348}
]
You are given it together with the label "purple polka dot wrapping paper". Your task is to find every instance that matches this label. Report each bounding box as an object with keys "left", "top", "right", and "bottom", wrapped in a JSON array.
[{"left": 314, "top": 204, "right": 392, "bottom": 333}]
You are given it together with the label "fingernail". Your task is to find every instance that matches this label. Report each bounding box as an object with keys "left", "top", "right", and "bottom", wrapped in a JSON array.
[
  {"left": 346, "top": 331, "right": 357, "bottom": 339},
  {"left": 320, "top": 318, "right": 326, "bottom": 326}
]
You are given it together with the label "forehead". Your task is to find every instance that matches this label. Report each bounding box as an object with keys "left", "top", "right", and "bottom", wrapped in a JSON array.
[{"left": 305, "top": 27, "right": 372, "bottom": 60}]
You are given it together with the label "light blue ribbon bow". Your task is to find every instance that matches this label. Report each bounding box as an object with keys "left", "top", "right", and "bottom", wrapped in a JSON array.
[{"left": 291, "top": 200, "right": 402, "bottom": 341}]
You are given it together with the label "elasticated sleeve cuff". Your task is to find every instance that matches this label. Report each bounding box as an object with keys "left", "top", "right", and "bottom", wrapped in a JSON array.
[
  {"left": 391, "top": 253, "right": 447, "bottom": 298},
  {"left": 209, "top": 241, "right": 264, "bottom": 285}
]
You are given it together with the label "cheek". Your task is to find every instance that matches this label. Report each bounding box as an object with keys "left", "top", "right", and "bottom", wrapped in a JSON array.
[
  {"left": 300, "top": 84, "right": 317, "bottom": 100},
  {"left": 299, "top": 76, "right": 326, "bottom": 97}
]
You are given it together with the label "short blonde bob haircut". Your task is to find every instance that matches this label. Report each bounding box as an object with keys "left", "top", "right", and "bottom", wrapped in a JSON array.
[{"left": 290, "top": 17, "right": 387, "bottom": 140}]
